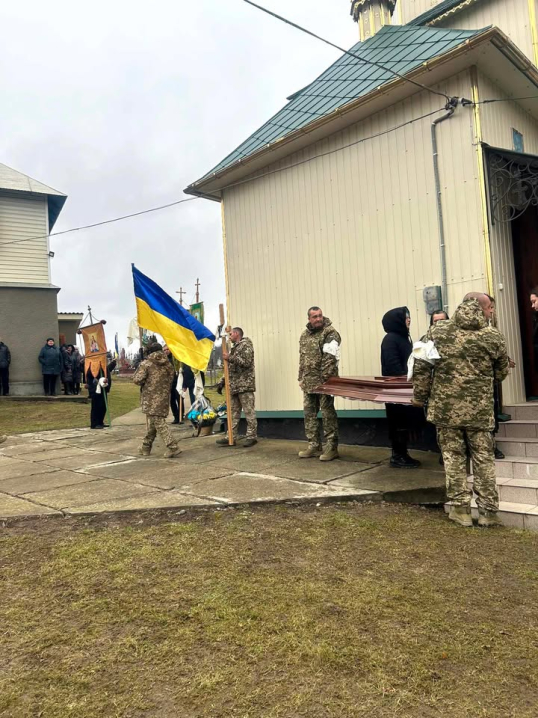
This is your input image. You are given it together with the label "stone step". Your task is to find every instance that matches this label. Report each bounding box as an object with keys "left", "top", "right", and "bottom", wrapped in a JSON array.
[
  {"left": 504, "top": 403, "right": 538, "bottom": 421},
  {"left": 468, "top": 476, "right": 538, "bottom": 505},
  {"left": 494, "top": 456, "right": 538, "bottom": 479},
  {"left": 496, "top": 436, "right": 538, "bottom": 457},
  {"left": 497, "top": 421, "right": 538, "bottom": 439},
  {"left": 446, "top": 499, "right": 538, "bottom": 530}
]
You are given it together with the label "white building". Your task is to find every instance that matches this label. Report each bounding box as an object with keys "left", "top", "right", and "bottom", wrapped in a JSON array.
[
  {"left": 0, "top": 163, "right": 68, "bottom": 394},
  {"left": 187, "top": 0, "right": 538, "bottom": 417}
]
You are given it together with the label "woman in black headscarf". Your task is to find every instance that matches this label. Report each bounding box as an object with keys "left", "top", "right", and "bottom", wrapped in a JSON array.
[
  {"left": 430, "top": 310, "right": 449, "bottom": 326},
  {"left": 381, "top": 306, "right": 422, "bottom": 468}
]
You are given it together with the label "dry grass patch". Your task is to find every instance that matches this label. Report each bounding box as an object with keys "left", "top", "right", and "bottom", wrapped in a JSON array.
[
  {"left": 0, "top": 503, "right": 537, "bottom": 717},
  {"left": 0, "top": 379, "right": 140, "bottom": 434}
]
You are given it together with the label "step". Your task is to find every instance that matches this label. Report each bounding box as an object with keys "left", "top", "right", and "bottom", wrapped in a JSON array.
[
  {"left": 494, "top": 456, "right": 538, "bottom": 479},
  {"left": 504, "top": 403, "right": 538, "bottom": 421},
  {"left": 496, "top": 436, "right": 538, "bottom": 458},
  {"left": 468, "top": 476, "right": 538, "bottom": 505},
  {"left": 445, "top": 500, "right": 538, "bottom": 530},
  {"left": 497, "top": 421, "right": 538, "bottom": 439}
]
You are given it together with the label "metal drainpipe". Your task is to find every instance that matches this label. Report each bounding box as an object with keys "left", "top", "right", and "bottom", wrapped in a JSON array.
[{"left": 431, "top": 100, "right": 457, "bottom": 314}]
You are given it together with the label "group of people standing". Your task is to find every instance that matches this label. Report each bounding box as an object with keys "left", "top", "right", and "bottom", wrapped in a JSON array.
[
  {"left": 211, "top": 296, "right": 512, "bottom": 529},
  {"left": 38, "top": 339, "right": 84, "bottom": 396},
  {"left": 80, "top": 294, "right": 513, "bottom": 531}
]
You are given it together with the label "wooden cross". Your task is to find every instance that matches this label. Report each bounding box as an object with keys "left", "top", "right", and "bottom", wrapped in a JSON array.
[
  {"left": 176, "top": 287, "right": 186, "bottom": 306},
  {"left": 219, "top": 304, "right": 234, "bottom": 446},
  {"left": 195, "top": 278, "right": 200, "bottom": 303}
]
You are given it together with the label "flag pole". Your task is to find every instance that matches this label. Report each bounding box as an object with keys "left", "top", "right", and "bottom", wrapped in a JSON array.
[
  {"left": 219, "top": 304, "right": 234, "bottom": 446},
  {"left": 103, "top": 380, "right": 112, "bottom": 427}
]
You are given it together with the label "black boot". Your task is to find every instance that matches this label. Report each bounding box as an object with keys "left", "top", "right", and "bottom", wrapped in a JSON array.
[
  {"left": 390, "top": 428, "right": 420, "bottom": 468},
  {"left": 390, "top": 452, "right": 421, "bottom": 468}
]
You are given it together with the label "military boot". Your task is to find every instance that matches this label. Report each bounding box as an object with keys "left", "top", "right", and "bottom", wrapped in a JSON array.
[
  {"left": 298, "top": 445, "right": 322, "bottom": 459},
  {"left": 216, "top": 437, "right": 236, "bottom": 446},
  {"left": 478, "top": 509, "right": 503, "bottom": 528},
  {"left": 243, "top": 438, "right": 258, "bottom": 448},
  {"left": 320, "top": 445, "right": 339, "bottom": 462},
  {"left": 448, "top": 505, "right": 473, "bottom": 527},
  {"left": 164, "top": 445, "right": 182, "bottom": 459},
  {"left": 139, "top": 445, "right": 151, "bottom": 457}
]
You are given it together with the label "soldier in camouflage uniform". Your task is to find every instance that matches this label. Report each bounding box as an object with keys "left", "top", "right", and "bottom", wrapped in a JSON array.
[
  {"left": 133, "top": 343, "right": 181, "bottom": 458},
  {"left": 216, "top": 327, "right": 257, "bottom": 447},
  {"left": 413, "top": 294, "right": 509, "bottom": 527},
  {"left": 298, "top": 306, "right": 341, "bottom": 461}
]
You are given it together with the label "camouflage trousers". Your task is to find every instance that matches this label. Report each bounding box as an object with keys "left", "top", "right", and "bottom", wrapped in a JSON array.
[
  {"left": 227, "top": 391, "right": 257, "bottom": 439},
  {"left": 303, "top": 392, "right": 338, "bottom": 450},
  {"left": 437, "top": 428, "right": 498, "bottom": 512},
  {"left": 142, "top": 414, "right": 179, "bottom": 450}
]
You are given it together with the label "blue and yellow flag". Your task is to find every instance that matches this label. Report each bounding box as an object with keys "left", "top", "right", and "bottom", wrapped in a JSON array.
[{"left": 132, "top": 265, "right": 215, "bottom": 371}]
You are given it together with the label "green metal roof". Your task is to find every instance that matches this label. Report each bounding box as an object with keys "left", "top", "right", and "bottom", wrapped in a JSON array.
[
  {"left": 408, "top": 0, "right": 473, "bottom": 26},
  {"left": 196, "top": 24, "right": 482, "bottom": 182}
]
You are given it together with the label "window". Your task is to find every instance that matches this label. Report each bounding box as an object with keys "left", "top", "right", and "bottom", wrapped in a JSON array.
[{"left": 512, "top": 128, "right": 524, "bottom": 153}]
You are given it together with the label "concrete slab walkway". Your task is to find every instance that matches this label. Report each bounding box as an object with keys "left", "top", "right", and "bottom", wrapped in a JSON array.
[{"left": 0, "top": 410, "right": 445, "bottom": 519}]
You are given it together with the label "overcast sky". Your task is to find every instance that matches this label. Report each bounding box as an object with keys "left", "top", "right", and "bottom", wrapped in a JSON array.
[{"left": 2, "top": 0, "right": 357, "bottom": 350}]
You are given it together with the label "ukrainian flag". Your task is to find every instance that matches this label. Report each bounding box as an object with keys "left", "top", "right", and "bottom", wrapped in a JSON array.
[{"left": 132, "top": 265, "right": 215, "bottom": 371}]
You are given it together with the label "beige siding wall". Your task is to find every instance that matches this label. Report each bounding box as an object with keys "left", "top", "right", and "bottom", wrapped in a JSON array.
[
  {"left": 479, "top": 72, "right": 538, "bottom": 155},
  {"left": 0, "top": 191, "right": 50, "bottom": 284},
  {"left": 222, "top": 73, "right": 487, "bottom": 413},
  {"left": 438, "top": 0, "right": 535, "bottom": 64},
  {"left": 397, "top": 0, "right": 444, "bottom": 25},
  {"left": 475, "top": 70, "right": 538, "bottom": 403}
]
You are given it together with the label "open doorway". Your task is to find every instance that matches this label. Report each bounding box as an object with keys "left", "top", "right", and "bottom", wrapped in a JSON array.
[{"left": 512, "top": 205, "right": 538, "bottom": 398}]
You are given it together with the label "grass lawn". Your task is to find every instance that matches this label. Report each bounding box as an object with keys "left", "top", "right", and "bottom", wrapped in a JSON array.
[
  {"left": 0, "top": 378, "right": 141, "bottom": 434},
  {"left": 1, "top": 503, "right": 537, "bottom": 717}
]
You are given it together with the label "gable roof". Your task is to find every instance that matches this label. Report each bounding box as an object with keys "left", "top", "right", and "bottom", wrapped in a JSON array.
[
  {"left": 187, "top": 24, "right": 482, "bottom": 194},
  {"left": 408, "top": 0, "right": 480, "bottom": 26},
  {"left": 0, "top": 163, "right": 67, "bottom": 230}
]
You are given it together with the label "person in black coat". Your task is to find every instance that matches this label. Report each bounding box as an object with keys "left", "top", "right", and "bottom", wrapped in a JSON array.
[
  {"left": 38, "top": 339, "right": 63, "bottom": 396},
  {"left": 72, "top": 348, "right": 83, "bottom": 395},
  {"left": 164, "top": 347, "right": 182, "bottom": 424},
  {"left": 86, "top": 360, "right": 116, "bottom": 429},
  {"left": 182, "top": 364, "right": 196, "bottom": 406},
  {"left": 0, "top": 339, "right": 11, "bottom": 396},
  {"left": 381, "top": 307, "right": 421, "bottom": 468}
]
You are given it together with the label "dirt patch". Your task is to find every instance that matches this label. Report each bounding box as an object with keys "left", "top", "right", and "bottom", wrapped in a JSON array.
[{"left": 1, "top": 502, "right": 537, "bottom": 717}]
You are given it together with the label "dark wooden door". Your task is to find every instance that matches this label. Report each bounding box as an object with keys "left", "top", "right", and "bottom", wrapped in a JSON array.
[{"left": 512, "top": 206, "right": 538, "bottom": 397}]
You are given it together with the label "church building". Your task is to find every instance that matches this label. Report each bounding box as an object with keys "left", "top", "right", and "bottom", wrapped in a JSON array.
[{"left": 187, "top": 0, "right": 538, "bottom": 417}]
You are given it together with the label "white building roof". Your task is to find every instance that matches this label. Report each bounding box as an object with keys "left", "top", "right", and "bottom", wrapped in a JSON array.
[{"left": 0, "top": 163, "right": 67, "bottom": 230}]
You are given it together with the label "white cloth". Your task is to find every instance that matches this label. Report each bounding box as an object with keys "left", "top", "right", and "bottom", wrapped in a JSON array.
[
  {"left": 407, "top": 340, "right": 440, "bottom": 381},
  {"left": 175, "top": 369, "right": 183, "bottom": 394},
  {"left": 127, "top": 317, "right": 139, "bottom": 346},
  {"left": 323, "top": 339, "right": 341, "bottom": 361},
  {"left": 95, "top": 377, "right": 108, "bottom": 395},
  {"left": 194, "top": 371, "right": 205, "bottom": 399}
]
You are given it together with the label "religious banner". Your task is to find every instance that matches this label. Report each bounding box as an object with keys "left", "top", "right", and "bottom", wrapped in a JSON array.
[
  {"left": 190, "top": 302, "right": 204, "bottom": 325},
  {"left": 79, "top": 321, "right": 108, "bottom": 378}
]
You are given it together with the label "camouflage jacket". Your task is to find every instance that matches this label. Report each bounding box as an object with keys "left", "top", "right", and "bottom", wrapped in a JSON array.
[
  {"left": 298, "top": 317, "right": 341, "bottom": 393},
  {"left": 132, "top": 351, "right": 174, "bottom": 417},
  {"left": 413, "top": 299, "right": 509, "bottom": 430},
  {"left": 228, "top": 337, "right": 255, "bottom": 394}
]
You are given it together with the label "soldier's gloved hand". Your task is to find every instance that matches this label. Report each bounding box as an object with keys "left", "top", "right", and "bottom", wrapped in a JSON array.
[{"left": 411, "top": 399, "right": 424, "bottom": 408}]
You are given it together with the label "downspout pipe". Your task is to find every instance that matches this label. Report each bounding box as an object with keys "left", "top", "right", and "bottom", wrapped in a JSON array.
[{"left": 431, "top": 99, "right": 458, "bottom": 315}]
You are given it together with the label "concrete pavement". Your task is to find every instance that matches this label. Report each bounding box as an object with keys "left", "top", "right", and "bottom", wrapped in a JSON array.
[{"left": 0, "top": 410, "right": 445, "bottom": 519}]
